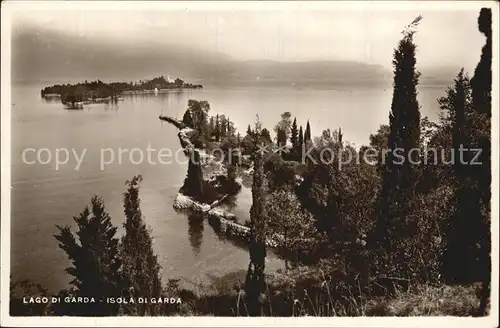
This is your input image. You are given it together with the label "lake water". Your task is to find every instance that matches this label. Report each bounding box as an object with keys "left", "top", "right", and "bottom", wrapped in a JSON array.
[{"left": 10, "top": 83, "right": 445, "bottom": 293}]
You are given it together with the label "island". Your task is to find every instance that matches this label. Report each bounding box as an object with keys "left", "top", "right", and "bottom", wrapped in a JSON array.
[{"left": 41, "top": 76, "right": 203, "bottom": 109}]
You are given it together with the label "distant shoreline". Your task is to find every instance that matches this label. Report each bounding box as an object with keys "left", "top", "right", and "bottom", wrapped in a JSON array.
[{"left": 121, "top": 87, "right": 202, "bottom": 95}]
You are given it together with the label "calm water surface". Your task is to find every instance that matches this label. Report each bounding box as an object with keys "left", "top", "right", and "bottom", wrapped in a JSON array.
[{"left": 10, "top": 83, "right": 445, "bottom": 292}]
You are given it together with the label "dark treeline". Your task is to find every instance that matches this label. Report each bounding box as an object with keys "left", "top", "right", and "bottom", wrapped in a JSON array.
[
  {"left": 12, "top": 9, "right": 492, "bottom": 317},
  {"left": 40, "top": 76, "right": 203, "bottom": 106}
]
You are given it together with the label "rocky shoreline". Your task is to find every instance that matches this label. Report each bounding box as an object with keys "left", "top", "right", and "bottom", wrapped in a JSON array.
[{"left": 159, "top": 114, "right": 287, "bottom": 248}]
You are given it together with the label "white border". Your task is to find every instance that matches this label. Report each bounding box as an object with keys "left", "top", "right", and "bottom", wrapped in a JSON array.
[{"left": 1, "top": 1, "right": 499, "bottom": 327}]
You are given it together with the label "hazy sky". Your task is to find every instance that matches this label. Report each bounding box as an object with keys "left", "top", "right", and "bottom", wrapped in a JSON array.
[{"left": 11, "top": 2, "right": 488, "bottom": 72}]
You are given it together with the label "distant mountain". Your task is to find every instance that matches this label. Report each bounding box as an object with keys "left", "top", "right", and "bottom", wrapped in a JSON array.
[
  {"left": 13, "top": 26, "right": 454, "bottom": 87},
  {"left": 12, "top": 26, "right": 231, "bottom": 84},
  {"left": 419, "top": 65, "right": 467, "bottom": 86},
  {"left": 220, "top": 60, "right": 392, "bottom": 87}
]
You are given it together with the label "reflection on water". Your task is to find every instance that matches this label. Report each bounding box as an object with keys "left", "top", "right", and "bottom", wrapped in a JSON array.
[
  {"left": 104, "top": 98, "right": 120, "bottom": 111},
  {"left": 221, "top": 195, "right": 238, "bottom": 212},
  {"left": 188, "top": 213, "right": 204, "bottom": 256},
  {"left": 41, "top": 96, "right": 61, "bottom": 104}
]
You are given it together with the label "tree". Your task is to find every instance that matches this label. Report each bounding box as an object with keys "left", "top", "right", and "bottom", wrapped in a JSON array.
[
  {"left": 54, "top": 196, "right": 124, "bottom": 316},
  {"left": 291, "top": 118, "right": 298, "bottom": 150},
  {"left": 437, "top": 69, "right": 473, "bottom": 179},
  {"left": 441, "top": 8, "right": 491, "bottom": 314},
  {"left": 215, "top": 114, "right": 221, "bottom": 142},
  {"left": 182, "top": 151, "right": 204, "bottom": 201},
  {"left": 247, "top": 124, "right": 253, "bottom": 136},
  {"left": 182, "top": 110, "right": 194, "bottom": 128},
  {"left": 372, "top": 16, "right": 422, "bottom": 276},
  {"left": 298, "top": 125, "right": 304, "bottom": 155},
  {"left": 219, "top": 114, "right": 228, "bottom": 138},
  {"left": 245, "top": 116, "right": 268, "bottom": 316},
  {"left": 227, "top": 116, "right": 236, "bottom": 137},
  {"left": 276, "top": 128, "right": 287, "bottom": 147},
  {"left": 120, "top": 175, "right": 163, "bottom": 315},
  {"left": 304, "top": 120, "right": 312, "bottom": 142},
  {"left": 209, "top": 116, "right": 215, "bottom": 138},
  {"left": 471, "top": 9, "right": 492, "bottom": 315},
  {"left": 440, "top": 72, "right": 483, "bottom": 285},
  {"left": 266, "top": 190, "right": 316, "bottom": 267},
  {"left": 174, "top": 78, "right": 184, "bottom": 87},
  {"left": 274, "top": 111, "right": 293, "bottom": 145},
  {"left": 236, "top": 132, "right": 242, "bottom": 146},
  {"left": 296, "top": 160, "right": 339, "bottom": 240},
  {"left": 10, "top": 280, "right": 52, "bottom": 316},
  {"left": 187, "top": 100, "right": 210, "bottom": 134},
  {"left": 261, "top": 128, "right": 272, "bottom": 143},
  {"left": 368, "top": 124, "right": 390, "bottom": 167}
]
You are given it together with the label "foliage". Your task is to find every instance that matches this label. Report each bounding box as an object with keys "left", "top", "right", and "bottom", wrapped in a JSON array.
[
  {"left": 369, "top": 124, "right": 390, "bottom": 152},
  {"left": 470, "top": 9, "right": 492, "bottom": 315},
  {"left": 365, "top": 284, "right": 482, "bottom": 316},
  {"left": 274, "top": 111, "right": 293, "bottom": 146},
  {"left": 265, "top": 190, "right": 318, "bottom": 265},
  {"left": 19, "top": 9, "right": 493, "bottom": 318},
  {"left": 41, "top": 76, "right": 203, "bottom": 104},
  {"left": 187, "top": 100, "right": 210, "bottom": 134},
  {"left": 372, "top": 21, "right": 422, "bottom": 261},
  {"left": 245, "top": 117, "right": 268, "bottom": 316},
  {"left": 10, "top": 280, "right": 52, "bottom": 316},
  {"left": 240, "top": 125, "right": 273, "bottom": 156},
  {"left": 290, "top": 118, "right": 299, "bottom": 152},
  {"left": 120, "top": 175, "right": 163, "bottom": 315},
  {"left": 182, "top": 109, "right": 194, "bottom": 128},
  {"left": 181, "top": 151, "right": 205, "bottom": 202},
  {"left": 304, "top": 120, "right": 312, "bottom": 142},
  {"left": 298, "top": 125, "right": 304, "bottom": 156},
  {"left": 441, "top": 10, "right": 491, "bottom": 295},
  {"left": 53, "top": 196, "right": 124, "bottom": 316}
]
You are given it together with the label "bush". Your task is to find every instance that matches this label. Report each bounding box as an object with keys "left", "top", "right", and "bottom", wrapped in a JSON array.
[{"left": 365, "top": 284, "right": 482, "bottom": 316}]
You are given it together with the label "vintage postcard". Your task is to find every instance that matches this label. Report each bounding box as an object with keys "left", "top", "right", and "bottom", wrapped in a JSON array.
[{"left": 1, "top": 1, "right": 498, "bottom": 327}]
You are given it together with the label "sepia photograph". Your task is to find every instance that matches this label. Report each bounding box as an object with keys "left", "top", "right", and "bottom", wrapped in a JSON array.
[{"left": 1, "top": 1, "right": 498, "bottom": 326}]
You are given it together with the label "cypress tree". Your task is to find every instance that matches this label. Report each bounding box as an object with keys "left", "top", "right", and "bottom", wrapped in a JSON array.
[
  {"left": 471, "top": 8, "right": 492, "bottom": 119},
  {"left": 245, "top": 119, "right": 267, "bottom": 316},
  {"left": 182, "top": 150, "right": 204, "bottom": 201},
  {"left": 54, "top": 196, "right": 124, "bottom": 316},
  {"left": 298, "top": 125, "right": 304, "bottom": 162},
  {"left": 439, "top": 71, "right": 475, "bottom": 283},
  {"left": 304, "top": 120, "right": 311, "bottom": 142},
  {"left": 471, "top": 8, "right": 492, "bottom": 228},
  {"left": 472, "top": 13, "right": 492, "bottom": 305},
  {"left": 298, "top": 125, "right": 304, "bottom": 148},
  {"left": 442, "top": 8, "right": 491, "bottom": 314},
  {"left": 236, "top": 132, "right": 242, "bottom": 146},
  {"left": 227, "top": 116, "right": 235, "bottom": 137},
  {"left": 120, "top": 175, "right": 163, "bottom": 315},
  {"left": 373, "top": 17, "right": 422, "bottom": 259},
  {"left": 182, "top": 109, "right": 194, "bottom": 128},
  {"left": 247, "top": 124, "right": 253, "bottom": 136},
  {"left": 291, "top": 118, "right": 298, "bottom": 150},
  {"left": 338, "top": 127, "right": 343, "bottom": 147},
  {"left": 209, "top": 116, "right": 215, "bottom": 138},
  {"left": 220, "top": 116, "right": 227, "bottom": 138},
  {"left": 215, "top": 114, "right": 220, "bottom": 142}
]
